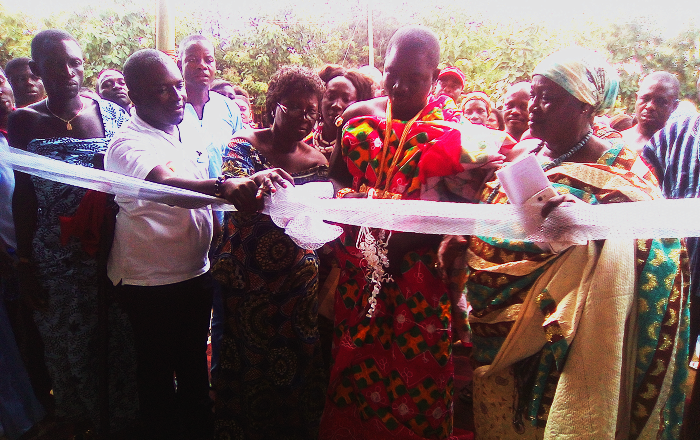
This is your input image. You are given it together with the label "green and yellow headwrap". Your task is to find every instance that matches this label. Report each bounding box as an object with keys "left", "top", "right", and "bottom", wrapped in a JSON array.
[
  {"left": 532, "top": 46, "right": 619, "bottom": 116},
  {"left": 462, "top": 91, "right": 492, "bottom": 115}
]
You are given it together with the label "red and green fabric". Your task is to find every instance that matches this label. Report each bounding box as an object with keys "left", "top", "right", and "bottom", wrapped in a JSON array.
[{"left": 320, "top": 96, "right": 470, "bottom": 440}]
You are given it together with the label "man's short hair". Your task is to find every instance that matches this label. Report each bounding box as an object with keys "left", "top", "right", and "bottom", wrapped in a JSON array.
[
  {"left": 641, "top": 71, "right": 680, "bottom": 99},
  {"left": 177, "top": 34, "right": 213, "bottom": 62},
  {"left": 385, "top": 26, "right": 440, "bottom": 69},
  {"left": 123, "top": 49, "right": 170, "bottom": 94},
  {"left": 210, "top": 79, "right": 232, "bottom": 88},
  {"left": 31, "top": 29, "right": 79, "bottom": 63},
  {"left": 96, "top": 69, "right": 124, "bottom": 93},
  {"left": 5, "top": 57, "right": 31, "bottom": 75},
  {"left": 505, "top": 81, "right": 532, "bottom": 96}
]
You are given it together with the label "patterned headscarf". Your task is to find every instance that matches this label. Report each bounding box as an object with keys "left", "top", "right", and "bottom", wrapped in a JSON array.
[
  {"left": 532, "top": 47, "right": 619, "bottom": 116},
  {"left": 462, "top": 91, "right": 491, "bottom": 115}
]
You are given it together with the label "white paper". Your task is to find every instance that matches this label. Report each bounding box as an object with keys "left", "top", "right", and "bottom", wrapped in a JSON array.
[{"left": 496, "top": 154, "right": 551, "bottom": 206}]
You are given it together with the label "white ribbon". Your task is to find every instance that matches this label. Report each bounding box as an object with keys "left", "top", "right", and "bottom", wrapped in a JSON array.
[
  {"left": 262, "top": 181, "right": 343, "bottom": 250},
  {"left": 3, "top": 146, "right": 237, "bottom": 211},
  {"left": 267, "top": 192, "right": 700, "bottom": 241},
  {"left": 5, "top": 146, "right": 700, "bottom": 249}
]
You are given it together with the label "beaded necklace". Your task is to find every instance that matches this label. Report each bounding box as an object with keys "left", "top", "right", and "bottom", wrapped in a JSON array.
[
  {"left": 312, "top": 123, "right": 335, "bottom": 156},
  {"left": 485, "top": 129, "right": 593, "bottom": 204},
  {"left": 357, "top": 101, "right": 424, "bottom": 317}
]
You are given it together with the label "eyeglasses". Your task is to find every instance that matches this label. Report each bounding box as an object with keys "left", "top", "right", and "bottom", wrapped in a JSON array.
[{"left": 277, "top": 103, "right": 319, "bottom": 121}]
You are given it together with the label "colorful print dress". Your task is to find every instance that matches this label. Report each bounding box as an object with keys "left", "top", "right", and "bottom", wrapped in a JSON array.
[
  {"left": 319, "top": 96, "right": 475, "bottom": 440},
  {"left": 211, "top": 139, "right": 328, "bottom": 440},
  {"left": 27, "top": 99, "right": 137, "bottom": 427},
  {"left": 467, "top": 141, "right": 689, "bottom": 439}
]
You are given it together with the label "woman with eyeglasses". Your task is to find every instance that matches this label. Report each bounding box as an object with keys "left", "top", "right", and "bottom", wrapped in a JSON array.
[{"left": 210, "top": 65, "right": 328, "bottom": 440}]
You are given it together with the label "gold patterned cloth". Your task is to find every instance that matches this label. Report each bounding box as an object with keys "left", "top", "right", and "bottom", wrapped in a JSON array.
[{"left": 466, "top": 142, "right": 689, "bottom": 439}]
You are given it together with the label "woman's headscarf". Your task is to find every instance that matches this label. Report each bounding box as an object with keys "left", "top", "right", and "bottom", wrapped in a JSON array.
[
  {"left": 462, "top": 91, "right": 491, "bottom": 115},
  {"left": 532, "top": 46, "right": 619, "bottom": 115}
]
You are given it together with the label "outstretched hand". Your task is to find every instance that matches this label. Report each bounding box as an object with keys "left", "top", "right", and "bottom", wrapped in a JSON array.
[
  {"left": 251, "top": 168, "right": 294, "bottom": 198},
  {"left": 541, "top": 193, "right": 583, "bottom": 218},
  {"left": 222, "top": 169, "right": 294, "bottom": 212},
  {"left": 537, "top": 194, "right": 589, "bottom": 249}
]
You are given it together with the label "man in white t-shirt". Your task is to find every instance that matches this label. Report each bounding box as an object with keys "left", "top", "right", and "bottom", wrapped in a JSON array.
[
  {"left": 105, "top": 49, "right": 290, "bottom": 440},
  {"left": 177, "top": 35, "right": 242, "bottom": 182},
  {"left": 621, "top": 71, "right": 679, "bottom": 152}
]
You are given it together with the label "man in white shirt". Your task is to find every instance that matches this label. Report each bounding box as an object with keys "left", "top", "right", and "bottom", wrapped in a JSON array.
[
  {"left": 177, "top": 34, "right": 243, "bottom": 181},
  {"left": 105, "top": 48, "right": 289, "bottom": 440},
  {"left": 176, "top": 35, "right": 245, "bottom": 390},
  {"left": 177, "top": 34, "right": 249, "bottom": 391},
  {"left": 622, "top": 71, "right": 679, "bottom": 152}
]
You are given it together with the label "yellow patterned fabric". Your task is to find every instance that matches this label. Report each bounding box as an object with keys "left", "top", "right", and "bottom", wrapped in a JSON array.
[{"left": 467, "top": 144, "right": 689, "bottom": 439}]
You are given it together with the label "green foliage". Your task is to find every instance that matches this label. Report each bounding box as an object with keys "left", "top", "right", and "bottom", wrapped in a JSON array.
[
  {"left": 0, "top": 6, "right": 40, "bottom": 62},
  {"left": 426, "top": 15, "right": 555, "bottom": 103},
  {"left": 217, "top": 5, "right": 359, "bottom": 105},
  {"left": 51, "top": 1, "right": 154, "bottom": 88},
  {"left": 600, "top": 17, "right": 700, "bottom": 111},
  {"left": 0, "top": 1, "right": 698, "bottom": 113},
  {"left": 0, "top": 1, "right": 153, "bottom": 87}
]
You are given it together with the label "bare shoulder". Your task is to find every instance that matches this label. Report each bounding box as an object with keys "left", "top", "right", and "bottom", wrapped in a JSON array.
[
  {"left": 342, "top": 97, "right": 387, "bottom": 122},
  {"left": 619, "top": 127, "right": 644, "bottom": 152},
  {"left": 229, "top": 127, "right": 259, "bottom": 145},
  {"left": 300, "top": 141, "right": 329, "bottom": 166},
  {"left": 84, "top": 96, "right": 102, "bottom": 115},
  {"left": 7, "top": 105, "right": 45, "bottom": 149}
]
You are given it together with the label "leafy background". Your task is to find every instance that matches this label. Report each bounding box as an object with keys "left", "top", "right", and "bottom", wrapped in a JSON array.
[{"left": 1, "top": 0, "right": 699, "bottom": 113}]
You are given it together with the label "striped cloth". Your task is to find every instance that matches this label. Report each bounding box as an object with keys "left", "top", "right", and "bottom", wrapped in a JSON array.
[{"left": 643, "top": 115, "right": 700, "bottom": 299}]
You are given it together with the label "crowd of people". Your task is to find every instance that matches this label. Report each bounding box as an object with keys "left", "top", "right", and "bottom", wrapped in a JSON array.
[{"left": 1, "top": 22, "right": 699, "bottom": 440}]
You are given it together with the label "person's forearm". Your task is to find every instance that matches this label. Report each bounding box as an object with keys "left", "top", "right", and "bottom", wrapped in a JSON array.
[
  {"left": 145, "top": 165, "right": 265, "bottom": 211},
  {"left": 157, "top": 175, "right": 217, "bottom": 196},
  {"left": 144, "top": 166, "right": 220, "bottom": 209}
]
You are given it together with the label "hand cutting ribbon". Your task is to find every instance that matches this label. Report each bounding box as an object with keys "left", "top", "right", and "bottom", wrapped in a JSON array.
[{"left": 5, "top": 146, "right": 700, "bottom": 247}]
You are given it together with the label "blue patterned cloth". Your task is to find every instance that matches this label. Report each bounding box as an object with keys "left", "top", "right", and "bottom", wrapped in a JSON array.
[
  {"left": 26, "top": 99, "right": 137, "bottom": 426},
  {"left": 643, "top": 115, "right": 700, "bottom": 300}
]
